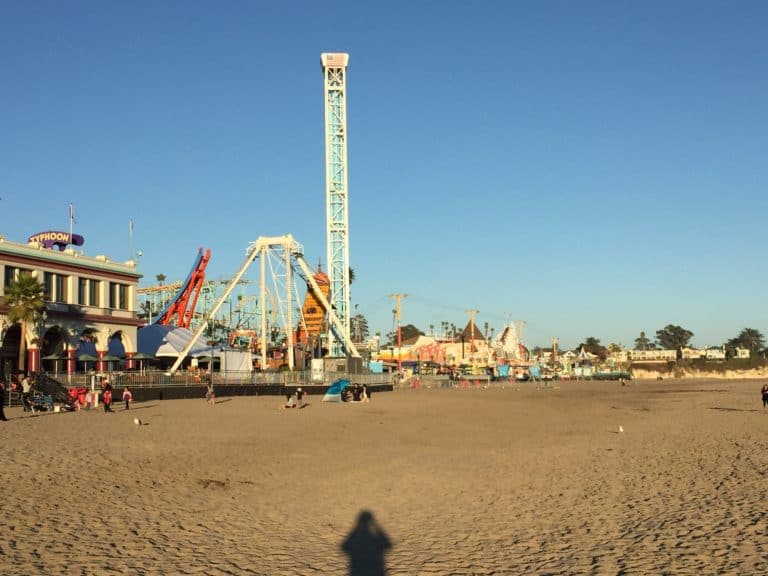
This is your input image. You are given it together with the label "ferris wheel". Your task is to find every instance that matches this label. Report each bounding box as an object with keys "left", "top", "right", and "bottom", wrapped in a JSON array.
[{"left": 167, "top": 234, "right": 359, "bottom": 375}]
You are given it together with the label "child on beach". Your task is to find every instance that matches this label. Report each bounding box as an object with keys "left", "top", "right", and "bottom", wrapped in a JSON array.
[
  {"left": 761, "top": 383, "right": 768, "bottom": 409},
  {"left": 102, "top": 384, "right": 113, "bottom": 413},
  {"left": 206, "top": 383, "right": 216, "bottom": 406},
  {"left": 122, "top": 387, "right": 133, "bottom": 410}
]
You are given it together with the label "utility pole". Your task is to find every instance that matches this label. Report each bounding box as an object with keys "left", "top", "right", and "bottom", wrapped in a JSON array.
[
  {"left": 465, "top": 309, "right": 479, "bottom": 354},
  {"left": 389, "top": 293, "right": 408, "bottom": 372}
]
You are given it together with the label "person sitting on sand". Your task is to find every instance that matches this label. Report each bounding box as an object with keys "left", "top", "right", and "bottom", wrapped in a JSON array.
[{"left": 281, "top": 391, "right": 296, "bottom": 410}]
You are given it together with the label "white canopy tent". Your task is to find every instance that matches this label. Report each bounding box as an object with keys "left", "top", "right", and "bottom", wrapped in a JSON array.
[{"left": 138, "top": 325, "right": 252, "bottom": 373}]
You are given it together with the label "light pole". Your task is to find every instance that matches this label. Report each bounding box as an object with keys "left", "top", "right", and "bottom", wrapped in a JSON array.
[{"left": 388, "top": 294, "right": 408, "bottom": 373}]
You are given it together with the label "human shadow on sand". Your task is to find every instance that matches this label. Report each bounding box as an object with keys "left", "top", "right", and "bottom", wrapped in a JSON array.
[
  {"left": 709, "top": 406, "right": 759, "bottom": 413},
  {"left": 341, "top": 510, "right": 392, "bottom": 576}
]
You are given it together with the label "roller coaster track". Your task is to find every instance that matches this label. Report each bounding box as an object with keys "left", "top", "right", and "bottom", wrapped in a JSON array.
[
  {"left": 136, "top": 282, "right": 182, "bottom": 294},
  {"left": 152, "top": 248, "right": 211, "bottom": 329}
]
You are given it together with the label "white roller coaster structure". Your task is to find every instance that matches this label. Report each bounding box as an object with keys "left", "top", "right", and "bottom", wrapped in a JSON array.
[{"left": 167, "top": 235, "right": 359, "bottom": 375}]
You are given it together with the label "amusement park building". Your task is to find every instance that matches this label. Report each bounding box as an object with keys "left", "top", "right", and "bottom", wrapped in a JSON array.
[{"left": 0, "top": 233, "right": 142, "bottom": 378}]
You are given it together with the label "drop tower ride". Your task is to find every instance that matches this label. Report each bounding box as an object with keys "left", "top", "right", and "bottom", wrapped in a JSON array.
[{"left": 321, "top": 52, "right": 351, "bottom": 357}]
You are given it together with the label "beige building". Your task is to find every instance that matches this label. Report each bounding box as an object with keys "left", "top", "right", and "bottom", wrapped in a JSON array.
[
  {"left": 0, "top": 234, "right": 142, "bottom": 378},
  {"left": 628, "top": 349, "right": 678, "bottom": 362}
]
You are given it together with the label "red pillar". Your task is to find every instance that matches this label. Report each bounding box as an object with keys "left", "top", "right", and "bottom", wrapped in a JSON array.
[
  {"left": 125, "top": 352, "right": 135, "bottom": 371},
  {"left": 66, "top": 348, "right": 75, "bottom": 375},
  {"left": 27, "top": 347, "right": 40, "bottom": 374}
]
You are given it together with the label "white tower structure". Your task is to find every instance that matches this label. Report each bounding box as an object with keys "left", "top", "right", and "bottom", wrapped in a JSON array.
[{"left": 321, "top": 52, "right": 351, "bottom": 357}]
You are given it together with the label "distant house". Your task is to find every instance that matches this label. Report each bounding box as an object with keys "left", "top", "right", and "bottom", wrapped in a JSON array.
[
  {"left": 704, "top": 348, "right": 726, "bottom": 360},
  {"left": 681, "top": 347, "right": 706, "bottom": 360},
  {"left": 734, "top": 347, "right": 750, "bottom": 359},
  {"left": 680, "top": 347, "right": 726, "bottom": 361},
  {"left": 629, "top": 349, "right": 677, "bottom": 362}
]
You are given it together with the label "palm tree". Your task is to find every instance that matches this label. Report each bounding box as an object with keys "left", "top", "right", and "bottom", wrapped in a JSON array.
[{"left": 2, "top": 274, "right": 46, "bottom": 371}]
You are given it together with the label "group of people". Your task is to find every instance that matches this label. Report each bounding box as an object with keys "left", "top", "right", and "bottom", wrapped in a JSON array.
[
  {"left": 342, "top": 383, "right": 371, "bottom": 403},
  {"left": 98, "top": 379, "right": 133, "bottom": 412},
  {"left": 0, "top": 374, "right": 134, "bottom": 421},
  {"left": 281, "top": 387, "right": 307, "bottom": 409},
  {"left": 0, "top": 373, "right": 38, "bottom": 415}
]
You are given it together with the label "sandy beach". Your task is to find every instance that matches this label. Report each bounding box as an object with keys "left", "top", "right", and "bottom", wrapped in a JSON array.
[{"left": 1, "top": 378, "right": 766, "bottom": 575}]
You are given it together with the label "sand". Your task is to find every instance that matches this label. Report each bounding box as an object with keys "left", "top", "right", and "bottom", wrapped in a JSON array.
[{"left": 1, "top": 379, "right": 766, "bottom": 575}]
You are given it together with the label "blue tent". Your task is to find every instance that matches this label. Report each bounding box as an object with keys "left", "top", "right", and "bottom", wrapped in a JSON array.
[{"left": 323, "top": 378, "right": 350, "bottom": 402}]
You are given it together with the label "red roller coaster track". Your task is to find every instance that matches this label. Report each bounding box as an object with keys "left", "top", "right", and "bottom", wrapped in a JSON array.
[{"left": 153, "top": 248, "right": 211, "bottom": 328}]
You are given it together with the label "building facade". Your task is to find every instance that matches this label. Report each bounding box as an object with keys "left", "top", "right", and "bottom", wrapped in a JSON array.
[{"left": 0, "top": 233, "right": 142, "bottom": 379}]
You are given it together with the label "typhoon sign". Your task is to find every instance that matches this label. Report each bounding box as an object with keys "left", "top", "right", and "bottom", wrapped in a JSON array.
[{"left": 27, "top": 231, "right": 85, "bottom": 251}]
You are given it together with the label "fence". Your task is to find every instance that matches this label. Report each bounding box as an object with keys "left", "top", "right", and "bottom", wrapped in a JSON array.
[{"left": 40, "top": 369, "right": 393, "bottom": 390}]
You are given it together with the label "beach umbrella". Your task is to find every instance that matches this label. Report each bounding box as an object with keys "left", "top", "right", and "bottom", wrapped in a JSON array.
[
  {"left": 126, "top": 352, "right": 155, "bottom": 373},
  {"left": 102, "top": 354, "right": 122, "bottom": 372},
  {"left": 41, "top": 353, "right": 65, "bottom": 376},
  {"left": 77, "top": 353, "right": 99, "bottom": 372}
]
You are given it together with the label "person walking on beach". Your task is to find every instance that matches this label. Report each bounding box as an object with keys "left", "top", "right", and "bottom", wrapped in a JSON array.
[
  {"left": 21, "top": 374, "right": 33, "bottom": 412},
  {"left": 761, "top": 382, "right": 768, "bottom": 409},
  {"left": 0, "top": 379, "right": 8, "bottom": 421},
  {"left": 122, "top": 387, "right": 133, "bottom": 410},
  {"left": 102, "top": 382, "right": 113, "bottom": 413},
  {"left": 205, "top": 382, "right": 216, "bottom": 406}
]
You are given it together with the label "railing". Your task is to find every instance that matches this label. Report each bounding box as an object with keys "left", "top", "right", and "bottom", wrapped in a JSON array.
[{"left": 42, "top": 369, "right": 394, "bottom": 389}]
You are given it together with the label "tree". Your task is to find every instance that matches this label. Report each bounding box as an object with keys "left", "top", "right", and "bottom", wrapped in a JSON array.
[
  {"left": 2, "top": 274, "right": 46, "bottom": 371},
  {"left": 576, "top": 336, "right": 608, "bottom": 361},
  {"left": 725, "top": 328, "right": 765, "bottom": 355},
  {"left": 399, "top": 324, "right": 423, "bottom": 342},
  {"left": 655, "top": 324, "right": 693, "bottom": 350},
  {"left": 634, "top": 331, "right": 652, "bottom": 351},
  {"left": 607, "top": 343, "right": 623, "bottom": 354},
  {"left": 351, "top": 312, "right": 369, "bottom": 343}
]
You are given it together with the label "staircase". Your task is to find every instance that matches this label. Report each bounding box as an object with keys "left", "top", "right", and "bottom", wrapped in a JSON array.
[{"left": 35, "top": 374, "right": 70, "bottom": 403}]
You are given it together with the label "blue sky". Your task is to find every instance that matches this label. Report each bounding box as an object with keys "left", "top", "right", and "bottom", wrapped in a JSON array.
[{"left": 2, "top": 1, "right": 766, "bottom": 350}]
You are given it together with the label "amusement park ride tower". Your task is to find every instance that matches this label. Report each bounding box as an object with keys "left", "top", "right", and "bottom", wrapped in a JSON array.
[{"left": 321, "top": 52, "right": 351, "bottom": 357}]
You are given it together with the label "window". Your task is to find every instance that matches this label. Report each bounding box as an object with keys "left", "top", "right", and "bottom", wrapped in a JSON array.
[
  {"left": 54, "top": 274, "right": 67, "bottom": 303},
  {"left": 45, "top": 272, "right": 55, "bottom": 301},
  {"left": 88, "top": 279, "right": 99, "bottom": 306},
  {"left": 5, "top": 267, "right": 33, "bottom": 290},
  {"left": 109, "top": 282, "right": 128, "bottom": 310},
  {"left": 118, "top": 284, "right": 127, "bottom": 310},
  {"left": 78, "top": 278, "right": 87, "bottom": 305}
]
